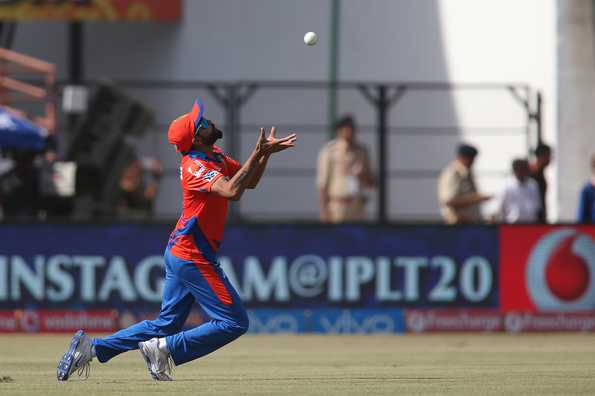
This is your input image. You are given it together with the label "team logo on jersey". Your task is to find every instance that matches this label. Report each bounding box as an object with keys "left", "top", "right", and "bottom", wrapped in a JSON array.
[
  {"left": 526, "top": 229, "right": 595, "bottom": 311},
  {"left": 203, "top": 170, "right": 219, "bottom": 181},
  {"left": 187, "top": 165, "right": 205, "bottom": 179}
]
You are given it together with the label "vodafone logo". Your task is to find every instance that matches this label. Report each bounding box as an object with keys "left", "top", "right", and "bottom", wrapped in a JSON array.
[
  {"left": 526, "top": 229, "right": 595, "bottom": 311},
  {"left": 17, "top": 310, "right": 40, "bottom": 333}
]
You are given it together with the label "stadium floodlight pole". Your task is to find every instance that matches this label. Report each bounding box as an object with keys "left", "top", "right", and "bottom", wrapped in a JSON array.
[{"left": 328, "top": 0, "right": 340, "bottom": 137}]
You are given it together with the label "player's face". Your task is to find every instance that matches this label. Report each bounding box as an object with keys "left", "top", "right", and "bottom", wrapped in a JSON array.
[{"left": 197, "top": 119, "right": 223, "bottom": 146}]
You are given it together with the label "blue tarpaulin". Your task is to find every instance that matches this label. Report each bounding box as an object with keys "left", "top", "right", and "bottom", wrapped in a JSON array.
[{"left": 0, "top": 106, "right": 47, "bottom": 151}]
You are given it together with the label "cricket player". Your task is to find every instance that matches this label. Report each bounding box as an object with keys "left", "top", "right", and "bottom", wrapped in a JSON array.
[{"left": 56, "top": 99, "right": 297, "bottom": 381}]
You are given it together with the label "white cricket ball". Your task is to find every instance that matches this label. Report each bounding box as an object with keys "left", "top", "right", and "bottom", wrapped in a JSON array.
[{"left": 304, "top": 31, "right": 318, "bottom": 46}]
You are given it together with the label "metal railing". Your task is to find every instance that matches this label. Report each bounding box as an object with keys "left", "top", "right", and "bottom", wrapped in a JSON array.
[
  {"left": 62, "top": 80, "right": 543, "bottom": 222},
  {"left": 0, "top": 48, "right": 56, "bottom": 133}
]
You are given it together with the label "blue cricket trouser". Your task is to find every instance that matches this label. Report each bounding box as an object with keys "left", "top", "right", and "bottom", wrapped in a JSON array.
[{"left": 92, "top": 249, "right": 248, "bottom": 366}]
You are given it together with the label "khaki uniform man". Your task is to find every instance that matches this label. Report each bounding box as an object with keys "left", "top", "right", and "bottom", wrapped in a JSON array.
[
  {"left": 317, "top": 116, "right": 376, "bottom": 223},
  {"left": 438, "top": 144, "right": 492, "bottom": 224}
]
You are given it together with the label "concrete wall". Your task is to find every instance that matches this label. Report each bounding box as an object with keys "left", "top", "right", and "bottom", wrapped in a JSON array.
[
  {"left": 557, "top": 0, "right": 595, "bottom": 221},
  {"left": 10, "top": 0, "right": 557, "bottom": 221}
]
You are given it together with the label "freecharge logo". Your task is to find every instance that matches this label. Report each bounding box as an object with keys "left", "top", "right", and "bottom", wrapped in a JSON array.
[{"left": 500, "top": 226, "right": 595, "bottom": 312}]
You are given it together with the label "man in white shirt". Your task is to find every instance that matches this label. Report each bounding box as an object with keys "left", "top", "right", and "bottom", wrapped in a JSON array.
[{"left": 497, "top": 158, "right": 541, "bottom": 223}]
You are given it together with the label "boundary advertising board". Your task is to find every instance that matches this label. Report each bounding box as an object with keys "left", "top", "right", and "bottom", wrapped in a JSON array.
[
  {"left": 404, "top": 225, "right": 595, "bottom": 332},
  {"left": 0, "top": 223, "right": 593, "bottom": 333}
]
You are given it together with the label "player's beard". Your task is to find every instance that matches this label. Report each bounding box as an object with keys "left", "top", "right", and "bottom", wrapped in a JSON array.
[{"left": 199, "top": 128, "right": 223, "bottom": 146}]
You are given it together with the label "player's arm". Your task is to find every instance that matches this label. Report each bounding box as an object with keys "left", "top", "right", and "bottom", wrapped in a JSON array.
[
  {"left": 246, "top": 154, "right": 270, "bottom": 189},
  {"left": 212, "top": 128, "right": 296, "bottom": 200},
  {"left": 212, "top": 148, "right": 262, "bottom": 201},
  {"left": 439, "top": 172, "right": 491, "bottom": 208},
  {"left": 246, "top": 127, "right": 291, "bottom": 189},
  {"left": 446, "top": 192, "right": 492, "bottom": 208}
]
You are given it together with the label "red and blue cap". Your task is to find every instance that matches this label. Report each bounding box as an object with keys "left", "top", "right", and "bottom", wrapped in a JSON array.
[{"left": 167, "top": 98, "right": 205, "bottom": 152}]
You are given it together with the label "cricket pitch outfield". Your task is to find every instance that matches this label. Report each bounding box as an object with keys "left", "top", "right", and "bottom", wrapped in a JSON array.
[{"left": 0, "top": 333, "right": 594, "bottom": 395}]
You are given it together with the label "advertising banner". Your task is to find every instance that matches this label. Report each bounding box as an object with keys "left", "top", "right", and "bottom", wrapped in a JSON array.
[
  {"left": 404, "top": 309, "right": 595, "bottom": 332},
  {"left": 2, "top": 223, "right": 593, "bottom": 333},
  {"left": 247, "top": 308, "right": 406, "bottom": 334},
  {"left": 221, "top": 225, "right": 499, "bottom": 309},
  {"left": 0, "top": 223, "right": 499, "bottom": 333},
  {"left": 405, "top": 309, "right": 502, "bottom": 332},
  {"left": 0, "top": 223, "right": 169, "bottom": 311},
  {"left": 502, "top": 311, "right": 595, "bottom": 332},
  {"left": 500, "top": 225, "right": 595, "bottom": 313},
  {"left": 0, "top": 0, "right": 181, "bottom": 22},
  {"left": 0, "top": 309, "right": 117, "bottom": 333}
]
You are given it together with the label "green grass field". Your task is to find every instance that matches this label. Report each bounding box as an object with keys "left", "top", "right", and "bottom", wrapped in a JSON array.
[{"left": 0, "top": 333, "right": 594, "bottom": 395}]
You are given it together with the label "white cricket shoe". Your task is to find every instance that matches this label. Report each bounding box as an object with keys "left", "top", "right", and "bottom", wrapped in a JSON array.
[
  {"left": 57, "top": 330, "right": 93, "bottom": 381},
  {"left": 138, "top": 338, "right": 174, "bottom": 381}
]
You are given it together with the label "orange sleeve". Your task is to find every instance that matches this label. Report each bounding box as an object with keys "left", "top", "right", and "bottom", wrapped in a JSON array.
[
  {"left": 183, "top": 159, "right": 225, "bottom": 193},
  {"left": 224, "top": 155, "right": 241, "bottom": 178}
]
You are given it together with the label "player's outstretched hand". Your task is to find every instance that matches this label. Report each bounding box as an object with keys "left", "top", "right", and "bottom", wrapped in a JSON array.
[{"left": 254, "top": 127, "right": 297, "bottom": 156}]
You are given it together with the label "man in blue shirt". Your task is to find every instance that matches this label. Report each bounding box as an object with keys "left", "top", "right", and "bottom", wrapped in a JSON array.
[{"left": 577, "top": 153, "right": 595, "bottom": 223}]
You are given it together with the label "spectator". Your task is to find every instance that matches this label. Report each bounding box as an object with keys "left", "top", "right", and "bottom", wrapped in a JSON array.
[
  {"left": 0, "top": 149, "right": 15, "bottom": 219},
  {"left": 529, "top": 143, "right": 553, "bottom": 223},
  {"left": 577, "top": 153, "right": 595, "bottom": 224},
  {"left": 37, "top": 136, "right": 75, "bottom": 218},
  {"left": 438, "top": 143, "right": 492, "bottom": 224},
  {"left": 496, "top": 158, "right": 541, "bottom": 223},
  {"left": 317, "top": 115, "right": 376, "bottom": 223},
  {"left": 117, "top": 157, "right": 162, "bottom": 218},
  {"left": 0, "top": 149, "right": 39, "bottom": 218}
]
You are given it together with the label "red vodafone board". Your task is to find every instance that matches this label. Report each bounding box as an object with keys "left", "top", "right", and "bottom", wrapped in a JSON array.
[{"left": 500, "top": 225, "right": 595, "bottom": 312}]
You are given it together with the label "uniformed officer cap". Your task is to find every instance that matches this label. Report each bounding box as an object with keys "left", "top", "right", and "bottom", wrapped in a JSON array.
[
  {"left": 457, "top": 143, "right": 478, "bottom": 159},
  {"left": 334, "top": 115, "right": 356, "bottom": 130}
]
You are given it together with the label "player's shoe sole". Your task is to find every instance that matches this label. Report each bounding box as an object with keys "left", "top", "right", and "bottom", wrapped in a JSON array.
[{"left": 57, "top": 330, "right": 86, "bottom": 381}]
